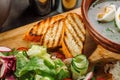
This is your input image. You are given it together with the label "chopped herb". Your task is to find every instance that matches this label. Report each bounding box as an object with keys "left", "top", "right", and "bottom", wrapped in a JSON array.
[
  {"left": 105, "top": 28, "right": 115, "bottom": 33},
  {"left": 92, "top": 77, "right": 96, "bottom": 80}
]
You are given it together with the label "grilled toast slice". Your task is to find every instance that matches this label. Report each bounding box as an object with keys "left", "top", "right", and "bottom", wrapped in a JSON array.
[
  {"left": 24, "top": 15, "right": 65, "bottom": 42},
  {"left": 24, "top": 15, "right": 65, "bottom": 48},
  {"left": 24, "top": 12, "right": 85, "bottom": 55},
  {"left": 62, "top": 13, "right": 86, "bottom": 58},
  {"left": 41, "top": 19, "right": 65, "bottom": 48}
]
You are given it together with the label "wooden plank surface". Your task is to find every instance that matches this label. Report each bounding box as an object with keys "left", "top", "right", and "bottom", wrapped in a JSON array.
[
  {"left": 0, "top": 8, "right": 96, "bottom": 58},
  {"left": 0, "top": 8, "right": 82, "bottom": 48},
  {"left": 0, "top": 8, "right": 117, "bottom": 80},
  {"left": 0, "top": 22, "right": 33, "bottom": 48}
]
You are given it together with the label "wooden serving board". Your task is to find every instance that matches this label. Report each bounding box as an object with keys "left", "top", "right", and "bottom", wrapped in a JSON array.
[
  {"left": 0, "top": 8, "right": 119, "bottom": 80},
  {"left": 0, "top": 8, "right": 96, "bottom": 55},
  {"left": 0, "top": 8, "right": 82, "bottom": 49}
]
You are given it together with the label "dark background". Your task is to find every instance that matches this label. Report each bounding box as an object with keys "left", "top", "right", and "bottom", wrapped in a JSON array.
[{"left": 0, "top": 0, "right": 82, "bottom": 33}]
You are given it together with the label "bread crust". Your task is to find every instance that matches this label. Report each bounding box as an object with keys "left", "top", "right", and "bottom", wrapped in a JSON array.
[
  {"left": 24, "top": 13, "right": 86, "bottom": 57},
  {"left": 24, "top": 15, "right": 65, "bottom": 48},
  {"left": 62, "top": 13, "right": 86, "bottom": 57}
]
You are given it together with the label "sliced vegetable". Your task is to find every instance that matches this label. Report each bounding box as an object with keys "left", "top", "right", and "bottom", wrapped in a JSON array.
[
  {"left": 63, "top": 58, "right": 72, "bottom": 64},
  {"left": 97, "top": 4, "right": 116, "bottom": 22},
  {"left": 17, "top": 47, "right": 28, "bottom": 51},
  {"left": 15, "top": 51, "right": 29, "bottom": 77},
  {"left": 0, "top": 60, "right": 8, "bottom": 78},
  {"left": 40, "top": 76, "right": 55, "bottom": 80},
  {"left": 63, "top": 58, "right": 72, "bottom": 70},
  {"left": 63, "top": 78, "right": 72, "bottom": 80},
  {"left": 51, "top": 52, "right": 65, "bottom": 61},
  {"left": 115, "top": 7, "right": 120, "bottom": 29},
  {"left": 0, "top": 52, "right": 5, "bottom": 56},
  {"left": 34, "top": 74, "right": 43, "bottom": 80},
  {"left": 96, "top": 77, "right": 105, "bottom": 80},
  {"left": 27, "top": 45, "right": 55, "bottom": 68},
  {"left": 34, "top": 72, "right": 55, "bottom": 80},
  {"left": 5, "top": 74, "right": 16, "bottom": 80},
  {"left": 54, "top": 59, "right": 70, "bottom": 80},
  {"left": 0, "top": 46, "right": 12, "bottom": 52},
  {"left": 0, "top": 56, "right": 16, "bottom": 71},
  {"left": 0, "top": 45, "right": 90, "bottom": 80},
  {"left": 84, "top": 72, "right": 93, "bottom": 80},
  {"left": 27, "top": 45, "right": 47, "bottom": 57},
  {"left": 0, "top": 56, "right": 16, "bottom": 79},
  {"left": 71, "top": 54, "right": 89, "bottom": 80},
  {"left": 18, "top": 57, "right": 55, "bottom": 77}
]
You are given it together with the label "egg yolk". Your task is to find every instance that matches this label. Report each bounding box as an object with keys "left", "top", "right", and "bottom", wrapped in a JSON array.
[{"left": 98, "top": 5, "right": 113, "bottom": 19}]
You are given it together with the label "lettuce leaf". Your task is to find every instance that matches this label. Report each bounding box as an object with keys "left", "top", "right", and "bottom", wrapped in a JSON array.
[
  {"left": 18, "top": 57, "right": 55, "bottom": 77},
  {"left": 15, "top": 51, "right": 29, "bottom": 77},
  {"left": 34, "top": 74, "right": 55, "bottom": 80},
  {"left": 27, "top": 45, "right": 55, "bottom": 68},
  {"left": 13, "top": 45, "right": 71, "bottom": 80},
  {"left": 18, "top": 72, "right": 34, "bottom": 80},
  {"left": 54, "top": 59, "right": 70, "bottom": 80}
]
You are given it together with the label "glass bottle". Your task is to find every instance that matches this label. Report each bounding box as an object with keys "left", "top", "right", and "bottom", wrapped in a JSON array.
[
  {"left": 62, "top": 0, "right": 77, "bottom": 11},
  {"left": 29, "top": 0, "right": 56, "bottom": 16}
]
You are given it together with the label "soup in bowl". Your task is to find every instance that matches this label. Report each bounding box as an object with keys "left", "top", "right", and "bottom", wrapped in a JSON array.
[{"left": 81, "top": 0, "right": 120, "bottom": 53}]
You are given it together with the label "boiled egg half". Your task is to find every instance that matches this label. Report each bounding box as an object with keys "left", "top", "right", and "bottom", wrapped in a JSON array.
[
  {"left": 115, "top": 7, "right": 120, "bottom": 29},
  {"left": 97, "top": 4, "right": 116, "bottom": 22}
]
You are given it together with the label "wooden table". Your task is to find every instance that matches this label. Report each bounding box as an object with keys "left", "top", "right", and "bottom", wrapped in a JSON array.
[{"left": 0, "top": 8, "right": 120, "bottom": 80}]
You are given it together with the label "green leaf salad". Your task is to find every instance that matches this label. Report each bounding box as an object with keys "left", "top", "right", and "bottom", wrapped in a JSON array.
[{"left": 0, "top": 45, "right": 90, "bottom": 80}]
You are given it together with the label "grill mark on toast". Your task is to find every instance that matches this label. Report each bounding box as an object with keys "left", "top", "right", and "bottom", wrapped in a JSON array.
[
  {"left": 57, "top": 20, "right": 64, "bottom": 46},
  {"left": 29, "top": 28, "right": 35, "bottom": 36},
  {"left": 31, "top": 24, "right": 38, "bottom": 35},
  {"left": 41, "top": 25, "right": 50, "bottom": 46},
  {"left": 29, "top": 21, "right": 41, "bottom": 36},
  {"left": 48, "top": 21, "right": 58, "bottom": 47},
  {"left": 41, "top": 18, "right": 64, "bottom": 47},
  {"left": 27, "top": 28, "right": 42, "bottom": 42},
  {"left": 43, "top": 18, "right": 51, "bottom": 34},
  {"left": 62, "top": 40, "right": 73, "bottom": 58},
  {"left": 41, "top": 17, "right": 64, "bottom": 46},
  {"left": 67, "top": 13, "right": 85, "bottom": 41},
  {"left": 65, "top": 28, "right": 81, "bottom": 56},
  {"left": 67, "top": 19, "right": 83, "bottom": 44},
  {"left": 59, "top": 20, "right": 65, "bottom": 47},
  {"left": 40, "top": 18, "right": 51, "bottom": 45},
  {"left": 39, "top": 22, "right": 45, "bottom": 44},
  {"left": 63, "top": 30, "right": 71, "bottom": 55},
  {"left": 43, "top": 25, "right": 52, "bottom": 47},
  {"left": 66, "top": 25, "right": 82, "bottom": 53},
  {"left": 66, "top": 17, "right": 82, "bottom": 42},
  {"left": 24, "top": 15, "right": 65, "bottom": 44},
  {"left": 41, "top": 17, "right": 57, "bottom": 47},
  {"left": 48, "top": 25, "right": 54, "bottom": 47},
  {"left": 72, "top": 13, "right": 86, "bottom": 35},
  {"left": 65, "top": 19, "right": 83, "bottom": 49},
  {"left": 67, "top": 13, "right": 84, "bottom": 41},
  {"left": 25, "top": 13, "right": 85, "bottom": 52},
  {"left": 54, "top": 20, "right": 63, "bottom": 47},
  {"left": 52, "top": 21, "right": 59, "bottom": 47},
  {"left": 37, "top": 20, "right": 44, "bottom": 35}
]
